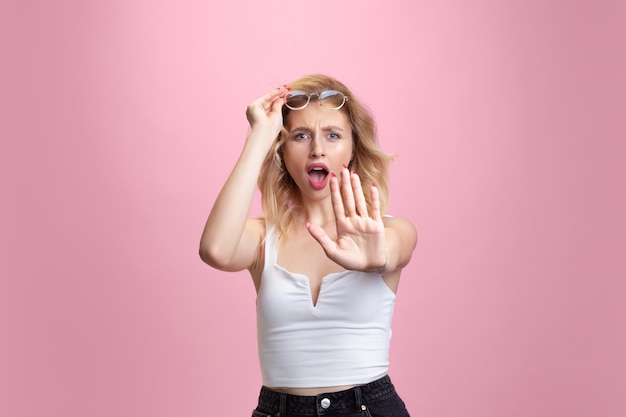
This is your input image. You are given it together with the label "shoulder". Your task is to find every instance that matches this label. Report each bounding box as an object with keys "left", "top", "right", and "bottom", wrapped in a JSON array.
[
  {"left": 383, "top": 215, "right": 418, "bottom": 247},
  {"left": 383, "top": 215, "right": 417, "bottom": 234}
]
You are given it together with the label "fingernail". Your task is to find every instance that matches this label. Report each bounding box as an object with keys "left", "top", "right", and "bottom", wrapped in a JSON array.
[
  {"left": 306, "top": 221, "right": 311, "bottom": 228},
  {"left": 372, "top": 182, "right": 376, "bottom": 187},
  {"left": 351, "top": 170, "right": 356, "bottom": 175},
  {"left": 331, "top": 172, "right": 336, "bottom": 177},
  {"left": 342, "top": 164, "right": 347, "bottom": 169}
]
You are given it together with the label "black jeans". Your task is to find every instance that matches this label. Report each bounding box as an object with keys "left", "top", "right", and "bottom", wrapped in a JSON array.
[{"left": 251, "top": 375, "right": 410, "bottom": 417}]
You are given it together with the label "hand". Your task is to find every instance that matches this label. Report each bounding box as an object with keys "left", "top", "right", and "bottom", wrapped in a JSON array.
[
  {"left": 307, "top": 166, "right": 387, "bottom": 273},
  {"left": 245, "top": 86, "right": 289, "bottom": 139}
]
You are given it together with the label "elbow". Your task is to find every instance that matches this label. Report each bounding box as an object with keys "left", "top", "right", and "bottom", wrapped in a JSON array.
[
  {"left": 199, "top": 242, "right": 232, "bottom": 270},
  {"left": 198, "top": 245, "right": 212, "bottom": 266}
]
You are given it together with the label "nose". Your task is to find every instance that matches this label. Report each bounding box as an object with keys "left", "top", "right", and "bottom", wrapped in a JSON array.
[{"left": 309, "top": 134, "right": 325, "bottom": 158}]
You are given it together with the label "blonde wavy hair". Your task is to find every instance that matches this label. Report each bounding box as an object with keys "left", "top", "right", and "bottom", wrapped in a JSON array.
[{"left": 258, "top": 74, "right": 394, "bottom": 235}]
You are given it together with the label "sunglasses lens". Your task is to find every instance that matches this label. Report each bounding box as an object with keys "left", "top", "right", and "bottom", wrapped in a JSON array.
[
  {"left": 285, "top": 91, "right": 309, "bottom": 110},
  {"left": 319, "top": 90, "right": 345, "bottom": 109}
]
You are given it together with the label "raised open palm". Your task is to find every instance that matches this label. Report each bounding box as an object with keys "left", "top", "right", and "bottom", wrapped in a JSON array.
[{"left": 307, "top": 166, "right": 387, "bottom": 273}]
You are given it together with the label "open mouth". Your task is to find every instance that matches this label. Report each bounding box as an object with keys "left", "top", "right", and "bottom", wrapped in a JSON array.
[{"left": 307, "top": 166, "right": 329, "bottom": 190}]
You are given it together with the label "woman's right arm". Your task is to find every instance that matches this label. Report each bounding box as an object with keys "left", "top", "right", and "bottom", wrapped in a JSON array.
[{"left": 199, "top": 87, "right": 287, "bottom": 272}]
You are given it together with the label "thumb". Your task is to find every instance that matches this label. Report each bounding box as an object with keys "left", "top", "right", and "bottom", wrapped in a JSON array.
[{"left": 306, "top": 222, "right": 335, "bottom": 255}]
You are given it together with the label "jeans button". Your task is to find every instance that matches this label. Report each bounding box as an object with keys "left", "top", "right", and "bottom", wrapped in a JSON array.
[{"left": 320, "top": 397, "right": 331, "bottom": 409}]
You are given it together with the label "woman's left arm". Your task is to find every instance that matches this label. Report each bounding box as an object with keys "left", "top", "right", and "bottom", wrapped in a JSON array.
[{"left": 380, "top": 216, "right": 417, "bottom": 274}]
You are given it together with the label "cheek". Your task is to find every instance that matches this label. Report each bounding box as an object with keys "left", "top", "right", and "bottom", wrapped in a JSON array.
[
  {"left": 337, "top": 140, "right": 354, "bottom": 161},
  {"left": 281, "top": 147, "right": 302, "bottom": 175}
]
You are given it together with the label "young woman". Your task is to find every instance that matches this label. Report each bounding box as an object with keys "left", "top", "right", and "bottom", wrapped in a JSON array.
[{"left": 200, "top": 74, "right": 417, "bottom": 416}]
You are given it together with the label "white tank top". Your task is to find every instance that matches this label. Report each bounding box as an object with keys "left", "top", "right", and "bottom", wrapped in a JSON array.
[{"left": 256, "top": 226, "right": 396, "bottom": 388}]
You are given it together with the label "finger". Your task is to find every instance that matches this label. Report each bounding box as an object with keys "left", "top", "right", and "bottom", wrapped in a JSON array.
[
  {"left": 267, "top": 85, "right": 289, "bottom": 98},
  {"left": 340, "top": 165, "right": 356, "bottom": 216},
  {"left": 370, "top": 182, "right": 382, "bottom": 221},
  {"left": 329, "top": 172, "right": 346, "bottom": 222},
  {"left": 306, "top": 222, "right": 337, "bottom": 259},
  {"left": 257, "top": 86, "right": 289, "bottom": 109},
  {"left": 351, "top": 171, "right": 369, "bottom": 217},
  {"left": 262, "top": 91, "right": 285, "bottom": 112},
  {"left": 247, "top": 87, "right": 288, "bottom": 123},
  {"left": 270, "top": 95, "right": 286, "bottom": 113}
]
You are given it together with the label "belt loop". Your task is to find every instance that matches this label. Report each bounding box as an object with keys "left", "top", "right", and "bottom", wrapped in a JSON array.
[
  {"left": 354, "top": 386, "right": 363, "bottom": 412},
  {"left": 279, "top": 393, "right": 287, "bottom": 417}
]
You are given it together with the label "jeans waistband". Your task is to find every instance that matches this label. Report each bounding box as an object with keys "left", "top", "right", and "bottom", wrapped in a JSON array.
[{"left": 258, "top": 375, "right": 396, "bottom": 415}]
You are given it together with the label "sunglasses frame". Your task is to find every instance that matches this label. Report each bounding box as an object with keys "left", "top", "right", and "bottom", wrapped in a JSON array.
[{"left": 284, "top": 90, "right": 349, "bottom": 110}]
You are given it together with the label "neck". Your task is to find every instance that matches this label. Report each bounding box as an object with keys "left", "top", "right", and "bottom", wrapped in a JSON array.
[{"left": 299, "top": 195, "right": 336, "bottom": 228}]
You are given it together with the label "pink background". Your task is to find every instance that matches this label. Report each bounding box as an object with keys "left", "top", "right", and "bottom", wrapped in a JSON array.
[{"left": 2, "top": 1, "right": 625, "bottom": 416}]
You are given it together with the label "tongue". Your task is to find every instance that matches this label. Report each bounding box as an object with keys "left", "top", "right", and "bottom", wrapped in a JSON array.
[
  {"left": 308, "top": 170, "right": 328, "bottom": 189},
  {"left": 309, "top": 170, "right": 327, "bottom": 182}
]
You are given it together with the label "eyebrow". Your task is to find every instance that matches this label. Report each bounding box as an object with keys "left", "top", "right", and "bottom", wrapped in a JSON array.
[
  {"left": 322, "top": 125, "right": 345, "bottom": 132},
  {"left": 290, "top": 125, "right": 345, "bottom": 132}
]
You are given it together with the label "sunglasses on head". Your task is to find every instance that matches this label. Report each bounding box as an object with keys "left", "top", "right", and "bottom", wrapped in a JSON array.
[{"left": 284, "top": 90, "right": 349, "bottom": 110}]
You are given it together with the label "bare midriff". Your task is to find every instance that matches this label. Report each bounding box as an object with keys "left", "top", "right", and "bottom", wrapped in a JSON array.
[{"left": 266, "top": 384, "right": 358, "bottom": 396}]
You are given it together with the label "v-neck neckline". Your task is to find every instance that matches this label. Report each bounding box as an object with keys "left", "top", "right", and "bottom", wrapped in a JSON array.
[{"left": 273, "top": 263, "right": 348, "bottom": 308}]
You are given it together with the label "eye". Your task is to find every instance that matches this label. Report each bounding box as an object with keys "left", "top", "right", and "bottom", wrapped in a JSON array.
[
  {"left": 293, "top": 132, "right": 310, "bottom": 141},
  {"left": 327, "top": 132, "right": 341, "bottom": 140}
]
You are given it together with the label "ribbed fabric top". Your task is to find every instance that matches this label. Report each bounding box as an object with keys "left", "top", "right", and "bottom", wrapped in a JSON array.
[{"left": 256, "top": 226, "right": 396, "bottom": 388}]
